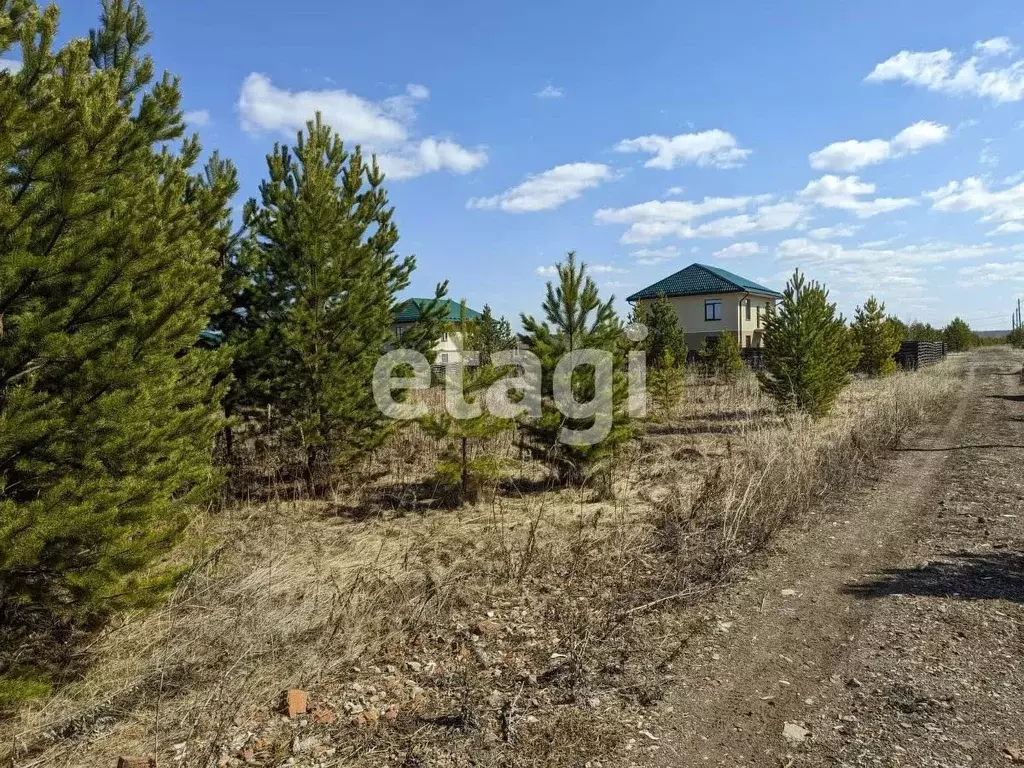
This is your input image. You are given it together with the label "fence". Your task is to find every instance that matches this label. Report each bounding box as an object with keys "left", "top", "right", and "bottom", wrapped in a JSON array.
[{"left": 895, "top": 341, "right": 947, "bottom": 370}]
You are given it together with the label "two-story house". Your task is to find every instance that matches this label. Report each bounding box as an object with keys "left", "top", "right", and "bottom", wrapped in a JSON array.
[
  {"left": 392, "top": 298, "right": 483, "bottom": 366},
  {"left": 626, "top": 263, "right": 783, "bottom": 352}
]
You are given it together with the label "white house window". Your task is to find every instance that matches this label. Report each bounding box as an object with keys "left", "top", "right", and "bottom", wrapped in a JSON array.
[
  {"left": 756, "top": 306, "right": 761, "bottom": 327},
  {"left": 396, "top": 325, "right": 405, "bottom": 338},
  {"left": 441, "top": 331, "right": 449, "bottom": 342},
  {"left": 705, "top": 300, "right": 722, "bottom": 321},
  {"left": 745, "top": 299, "right": 751, "bottom": 321},
  {"left": 440, "top": 353, "right": 449, "bottom": 364}
]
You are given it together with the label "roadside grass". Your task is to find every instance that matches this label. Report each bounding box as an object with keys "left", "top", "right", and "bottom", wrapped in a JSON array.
[{"left": 1, "top": 358, "right": 964, "bottom": 767}]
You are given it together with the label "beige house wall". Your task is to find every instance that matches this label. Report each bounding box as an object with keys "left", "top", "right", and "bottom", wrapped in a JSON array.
[
  {"left": 635, "top": 292, "right": 776, "bottom": 350},
  {"left": 392, "top": 324, "right": 468, "bottom": 364}
]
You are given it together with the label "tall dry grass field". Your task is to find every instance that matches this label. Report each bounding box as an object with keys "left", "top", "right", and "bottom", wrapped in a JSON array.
[{"left": 1, "top": 359, "right": 964, "bottom": 768}]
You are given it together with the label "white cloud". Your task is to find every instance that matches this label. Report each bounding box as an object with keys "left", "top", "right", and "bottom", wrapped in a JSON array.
[
  {"left": 713, "top": 242, "right": 760, "bottom": 259},
  {"left": 238, "top": 75, "right": 483, "bottom": 180},
  {"left": 975, "top": 37, "right": 1016, "bottom": 57},
  {"left": 406, "top": 84, "right": 430, "bottom": 100},
  {"left": 808, "top": 224, "right": 860, "bottom": 239},
  {"left": 468, "top": 163, "right": 613, "bottom": 213},
  {"left": 691, "top": 201, "right": 810, "bottom": 239},
  {"left": 536, "top": 265, "right": 558, "bottom": 276},
  {"left": 798, "top": 175, "right": 917, "bottom": 218},
  {"left": 615, "top": 129, "right": 751, "bottom": 170},
  {"left": 630, "top": 246, "right": 680, "bottom": 265},
  {"left": 596, "top": 194, "right": 808, "bottom": 244},
  {"left": 535, "top": 85, "right": 564, "bottom": 99},
  {"left": 988, "top": 221, "right": 1024, "bottom": 235},
  {"left": 809, "top": 120, "right": 948, "bottom": 171},
  {"left": 239, "top": 73, "right": 416, "bottom": 142},
  {"left": 979, "top": 140, "right": 999, "bottom": 168},
  {"left": 595, "top": 195, "right": 757, "bottom": 243},
  {"left": 0, "top": 58, "right": 21, "bottom": 74},
  {"left": 926, "top": 176, "right": 1024, "bottom": 226},
  {"left": 589, "top": 264, "right": 628, "bottom": 274},
  {"left": 958, "top": 261, "right": 1024, "bottom": 285},
  {"left": 866, "top": 40, "right": 1024, "bottom": 102},
  {"left": 665, "top": 186, "right": 684, "bottom": 196},
  {"left": 379, "top": 138, "right": 488, "bottom": 180},
  {"left": 183, "top": 109, "right": 211, "bottom": 127},
  {"left": 774, "top": 237, "right": 1012, "bottom": 306}
]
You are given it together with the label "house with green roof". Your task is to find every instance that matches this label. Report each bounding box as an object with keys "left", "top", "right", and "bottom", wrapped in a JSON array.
[
  {"left": 627, "top": 263, "right": 783, "bottom": 352},
  {"left": 393, "top": 297, "right": 483, "bottom": 366}
]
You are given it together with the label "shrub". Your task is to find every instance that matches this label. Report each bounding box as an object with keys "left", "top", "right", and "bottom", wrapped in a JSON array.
[{"left": 757, "top": 270, "right": 859, "bottom": 417}]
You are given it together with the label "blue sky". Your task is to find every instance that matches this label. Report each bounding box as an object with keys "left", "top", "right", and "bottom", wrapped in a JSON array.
[{"left": 27, "top": 0, "right": 1024, "bottom": 329}]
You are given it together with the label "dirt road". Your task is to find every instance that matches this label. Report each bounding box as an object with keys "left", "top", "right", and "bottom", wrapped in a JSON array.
[{"left": 639, "top": 347, "right": 1024, "bottom": 768}]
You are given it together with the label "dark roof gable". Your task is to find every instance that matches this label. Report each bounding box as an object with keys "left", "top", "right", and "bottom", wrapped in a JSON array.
[
  {"left": 626, "top": 263, "right": 782, "bottom": 302},
  {"left": 395, "top": 298, "right": 484, "bottom": 324}
]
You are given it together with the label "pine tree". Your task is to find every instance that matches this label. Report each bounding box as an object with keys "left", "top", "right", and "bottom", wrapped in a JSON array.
[
  {"left": 648, "top": 349, "right": 685, "bottom": 420},
  {"left": 906, "top": 321, "right": 943, "bottom": 342},
  {"left": 519, "top": 252, "right": 633, "bottom": 494},
  {"left": 472, "top": 304, "right": 514, "bottom": 365},
  {"left": 240, "top": 114, "right": 446, "bottom": 486},
  {"left": 758, "top": 270, "right": 859, "bottom": 417},
  {"left": 943, "top": 317, "right": 974, "bottom": 352},
  {"left": 632, "top": 294, "right": 686, "bottom": 369},
  {"left": 850, "top": 296, "right": 901, "bottom": 377},
  {"left": 701, "top": 331, "right": 745, "bottom": 383},
  {"left": 0, "top": 0, "right": 234, "bottom": 699},
  {"left": 420, "top": 304, "right": 514, "bottom": 504}
]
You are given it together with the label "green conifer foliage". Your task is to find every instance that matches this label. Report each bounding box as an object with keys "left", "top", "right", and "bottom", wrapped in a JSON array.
[
  {"left": 632, "top": 294, "right": 686, "bottom": 370},
  {"left": 420, "top": 304, "right": 514, "bottom": 504},
  {"left": 240, "top": 113, "right": 446, "bottom": 484},
  {"left": 943, "top": 317, "right": 974, "bottom": 352},
  {"left": 648, "top": 349, "right": 685, "bottom": 420},
  {"left": 700, "top": 331, "right": 745, "bottom": 382},
  {"left": 519, "top": 252, "right": 633, "bottom": 494},
  {"left": 906, "top": 321, "right": 943, "bottom": 342},
  {"left": 0, "top": 0, "right": 235, "bottom": 698},
  {"left": 471, "top": 304, "right": 514, "bottom": 365},
  {"left": 757, "top": 270, "right": 858, "bottom": 417},
  {"left": 851, "top": 296, "right": 901, "bottom": 377}
]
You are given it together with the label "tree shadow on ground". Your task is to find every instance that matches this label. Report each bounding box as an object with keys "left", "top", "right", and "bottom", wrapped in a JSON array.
[
  {"left": 895, "top": 444, "right": 1024, "bottom": 452},
  {"left": 326, "top": 479, "right": 462, "bottom": 520},
  {"left": 646, "top": 422, "right": 754, "bottom": 437},
  {"left": 986, "top": 394, "right": 1024, "bottom": 402},
  {"left": 842, "top": 551, "right": 1024, "bottom": 604}
]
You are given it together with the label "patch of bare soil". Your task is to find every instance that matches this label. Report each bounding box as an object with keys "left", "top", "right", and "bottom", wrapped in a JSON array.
[{"left": 635, "top": 347, "right": 1024, "bottom": 768}]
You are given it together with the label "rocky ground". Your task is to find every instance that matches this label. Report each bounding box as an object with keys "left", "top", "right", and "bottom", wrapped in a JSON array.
[{"left": 636, "top": 347, "right": 1024, "bottom": 768}]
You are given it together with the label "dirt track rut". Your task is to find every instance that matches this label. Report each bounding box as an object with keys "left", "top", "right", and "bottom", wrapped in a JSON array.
[{"left": 638, "top": 348, "right": 1024, "bottom": 768}]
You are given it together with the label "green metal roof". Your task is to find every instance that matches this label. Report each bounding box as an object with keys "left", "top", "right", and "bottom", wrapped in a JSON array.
[
  {"left": 626, "top": 263, "right": 782, "bottom": 302},
  {"left": 395, "top": 298, "right": 484, "bottom": 323}
]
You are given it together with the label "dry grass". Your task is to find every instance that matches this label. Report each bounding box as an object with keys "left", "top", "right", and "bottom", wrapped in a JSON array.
[{"left": 0, "top": 359, "right": 964, "bottom": 767}]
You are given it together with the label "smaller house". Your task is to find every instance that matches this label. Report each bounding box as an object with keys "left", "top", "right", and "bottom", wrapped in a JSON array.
[
  {"left": 393, "top": 298, "right": 483, "bottom": 366},
  {"left": 627, "top": 263, "right": 782, "bottom": 352}
]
